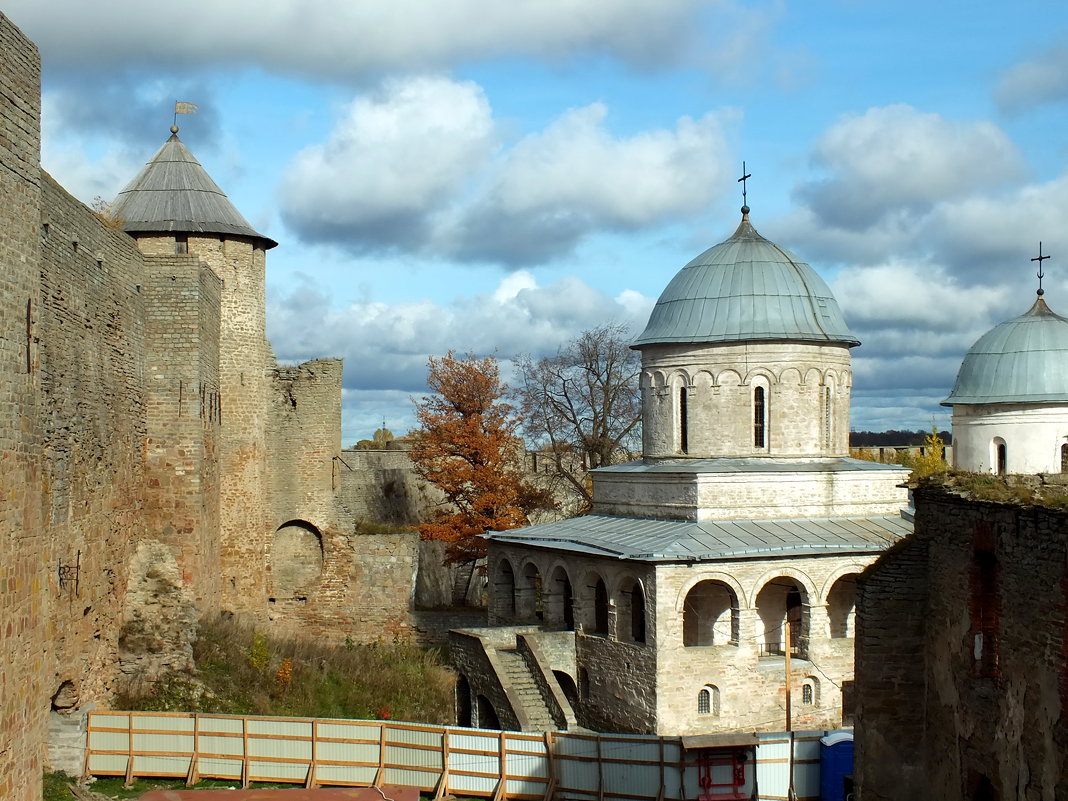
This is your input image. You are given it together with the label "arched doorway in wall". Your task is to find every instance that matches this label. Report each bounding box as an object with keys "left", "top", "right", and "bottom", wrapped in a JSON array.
[
  {"left": 475, "top": 695, "right": 501, "bottom": 730},
  {"left": 617, "top": 576, "right": 646, "bottom": 643},
  {"left": 755, "top": 577, "right": 809, "bottom": 657},
  {"left": 497, "top": 559, "right": 517, "bottom": 620},
  {"left": 826, "top": 574, "right": 859, "bottom": 638},
  {"left": 683, "top": 580, "right": 739, "bottom": 646},
  {"left": 519, "top": 562, "right": 544, "bottom": 622},
  {"left": 270, "top": 520, "right": 323, "bottom": 600},
  {"left": 577, "top": 572, "right": 610, "bottom": 636},
  {"left": 553, "top": 670, "right": 579, "bottom": 709},
  {"left": 546, "top": 566, "right": 575, "bottom": 630},
  {"left": 456, "top": 674, "right": 473, "bottom": 727}
]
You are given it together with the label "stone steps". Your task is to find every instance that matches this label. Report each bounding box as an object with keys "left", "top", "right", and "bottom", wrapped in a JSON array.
[{"left": 496, "top": 649, "right": 556, "bottom": 731}]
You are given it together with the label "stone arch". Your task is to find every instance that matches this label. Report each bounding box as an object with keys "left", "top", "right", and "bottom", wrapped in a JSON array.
[
  {"left": 676, "top": 571, "right": 748, "bottom": 611},
  {"left": 544, "top": 563, "right": 575, "bottom": 629},
  {"left": 577, "top": 570, "right": 610, "bottom": 636},
  {"left": 554, "top": 670, "right": 579, "bottom": 709},
  {"left": 270, "top": 520, "right": 323, "bottom": 598},
  {"left": 779, "top": 367, "right": 803, "bottom": 386},
  {"left": 518, "top": 561, "right": 544, "bottom": 622},
  {"left": 692, "top": 369, "right": 715, "bottom": 389},
  {"left": 825, "top": 574, "right": 859, "bottom": 639},
  {"left": 802, "top": 367, "right": 823, "bottom": 387},
  {"left": 801, "top": 675, "right": 820, "bottom": 706},
  {"left": 682, "top": 579, "right": 740, "bottom": 647},
  {"left": 456, "top": 674, "right": 473, "bottom": 727},
  {"left": 647, "top": 369, "right": 668, "bottom": 389},
  {"left": 744, "top": 366, "right": 777, "bottom": 385},
  {"left": 819, "top": 563, "right": 867, "bottom": 604},
  {"left": 753, "top": 572, "right": 815, "bottom": 656},
  {"left": 496, "top": 558, "right": 517, "bottom": 619},
  {"left": 616, "top": 574, "right": 647, "bottom": 644},
  {"left": 716, "top": 368, "right": 743, "bottom": 387}
]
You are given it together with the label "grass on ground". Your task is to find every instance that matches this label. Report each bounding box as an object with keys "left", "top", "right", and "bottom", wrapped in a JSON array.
[{"left": 115, "top": 613, "right": 456, "bottom": 723}]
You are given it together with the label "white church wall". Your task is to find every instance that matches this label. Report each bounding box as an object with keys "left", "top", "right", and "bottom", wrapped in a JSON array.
[
  {"left": 951, "top": 403, "right": 1068, "bottom": 474},
  {"left": 591, "top": 465, "right": 911, "bottom": 521},
  {"left": 639, "top": 342, "right": 853, "bottom": 459}
]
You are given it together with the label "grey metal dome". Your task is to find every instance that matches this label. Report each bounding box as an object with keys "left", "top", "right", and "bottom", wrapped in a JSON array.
[
  {"left": 111, "top": 131, "right": 277, "bottom": 248},
  {"left": 633, "top": 212, "right": 858, "bottom": 348},
  {"left": 943, "top": 296, "right": 1068, "bottom": 405}
]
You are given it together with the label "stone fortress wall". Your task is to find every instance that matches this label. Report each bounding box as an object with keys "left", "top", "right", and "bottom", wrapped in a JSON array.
[{"left": 0, "top": 13, "right": 472, "bottom": 799}]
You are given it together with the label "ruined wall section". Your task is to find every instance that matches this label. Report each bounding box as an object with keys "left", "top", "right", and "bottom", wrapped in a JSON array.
[
  {"left": 37, "top": 174, "right": 151, "bottom": 712},
  {"left": 856, "top": 489, "right": 1068, "bottom": 801},
  {"left": 337, "top": 447, "right": 447, "bottom": 525},
  {"left": 142, "top": 254, "right": 222, "bottom": 609},
  {"left": 0, "top": 13, "right": 45, "bottom": 800},
  {"left": 268, "top": 357, "right": 342, "bottom": 534}
]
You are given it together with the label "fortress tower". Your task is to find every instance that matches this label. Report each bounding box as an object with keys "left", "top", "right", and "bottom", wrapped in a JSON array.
[{"left": 111, "top": 127, "right": 278, "bottom": 612}]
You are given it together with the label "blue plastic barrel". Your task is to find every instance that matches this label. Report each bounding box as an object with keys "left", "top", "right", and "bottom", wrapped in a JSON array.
[{"left": 819, "top": 731, "right": 854, "bottom": 801}]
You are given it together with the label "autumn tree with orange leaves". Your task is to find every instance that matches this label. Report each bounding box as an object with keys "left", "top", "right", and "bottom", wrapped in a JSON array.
[{"left": 409, "top": 352, "right": 552, "bottom": 564}]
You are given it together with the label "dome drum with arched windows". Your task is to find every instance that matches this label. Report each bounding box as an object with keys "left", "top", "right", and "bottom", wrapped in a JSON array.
[
  {"left": 944, "top": 296, "right": 1068, "bottom": 474},
  {"left": 634, "top": 211, "right": 858, "bottom": 459}
]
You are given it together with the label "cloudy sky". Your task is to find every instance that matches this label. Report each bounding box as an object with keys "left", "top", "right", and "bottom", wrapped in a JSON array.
[{"left": 8, "top": 0, "right": 1068, "bottom": 444}]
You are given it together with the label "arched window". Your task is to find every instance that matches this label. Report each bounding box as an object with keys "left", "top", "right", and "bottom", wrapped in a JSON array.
[
  {"left": 1061, "top": 443, "right": 1068, "bottom": 473},
  {"left": 801, "top": 677, "right": 818, "bottom": 705},
  {"left": 993, "top": 438, "right": 1007, "bottom": 475},
  {"left": 593, "top": 578, "right": 609, "bottom": 636},
  {"left": 698, "top": 685, "right": 721, "bottom": 715},
  {"left": 679, "top": 386, "right": 689, "bottom": 454},
  {"left": 822, "top": 384, "right": 832, "bottom": 450},
  {"left": 754, "top": 385, "right": 767, "bottom": 449},
  {"left": 756, "top": 578, "right": 809, "bottom": 657},
  {"left": 826, "top": 574, "right": 858, "bottom": 638},
  {"left": 498, "top": 560, "right": 516, "bottom": 618}
]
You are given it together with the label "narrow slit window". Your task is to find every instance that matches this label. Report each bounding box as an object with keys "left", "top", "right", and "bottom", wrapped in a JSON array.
[
  {"left": 754, "top": 386, "right": 766, "bottom": 448},
  {"left": 679, "top": 387, "right": 688, "bottom": 453},
  {"left": 1060, "top": 443, "right": 1067, "bottom": 473},
  {"left": 822, "top": 386, "right": 832, "bottom": 449},
  {"left": 996, "top": 442, "right": 1007, "bottom": 475}
]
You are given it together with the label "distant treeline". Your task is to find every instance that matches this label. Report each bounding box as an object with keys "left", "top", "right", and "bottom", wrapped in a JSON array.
[{"left": 850, "top": 429, "right": 952, "bottom": 447}]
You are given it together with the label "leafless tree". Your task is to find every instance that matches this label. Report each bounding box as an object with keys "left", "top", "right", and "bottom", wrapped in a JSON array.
[{"left": 515, "top": 324, "right": 642, "bottom": 513}]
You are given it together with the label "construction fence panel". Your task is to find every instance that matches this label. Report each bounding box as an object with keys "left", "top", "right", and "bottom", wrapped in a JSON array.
[{"left": 85, "top": 712, "right": 848, "bottom": 801}]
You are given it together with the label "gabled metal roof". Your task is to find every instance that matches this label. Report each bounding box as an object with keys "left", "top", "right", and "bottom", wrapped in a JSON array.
[
  {"left": 633, "top": 212, "right": 858, "bottom": 348},
  {"left": 485, "top": 513, "right": 910, "bottom": 563},
  {"left": 943, "top": 296, "right": 1068, "bottom": 405},
  {"left": 111, "top": 130, "right": 277, "bottom": 248}
]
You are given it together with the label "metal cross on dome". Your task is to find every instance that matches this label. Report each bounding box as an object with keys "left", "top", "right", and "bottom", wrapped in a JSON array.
[
  {"left": 738, "top": 162, "right": 752, "bottom": 211},
  {"left": 1032, "top": 241, "right": 1050, "bottom": 296}
]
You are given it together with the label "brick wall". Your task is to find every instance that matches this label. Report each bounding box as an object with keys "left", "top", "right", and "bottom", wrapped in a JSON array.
[
  {"left": 0, "top": 12, "right": 44, "bottom": 799},
  {"left": 855, "top": 487, "right": 1068, "bottom": 801}
]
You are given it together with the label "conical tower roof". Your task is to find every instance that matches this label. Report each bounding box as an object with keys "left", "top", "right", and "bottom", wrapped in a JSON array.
[
  {"left": 943, "top": 296, "right": 1068, "bottom": 405},
  {"left": 111, "top": 128, "right": 277, "bottom": 248},
  {"left": 633, "top": 210, "right": 857, "bottom": 348}
]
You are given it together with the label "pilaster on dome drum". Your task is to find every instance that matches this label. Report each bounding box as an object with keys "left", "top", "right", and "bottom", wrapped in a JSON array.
[
  {"left": 633, "top": 210, "right": 858, "bottom": 348},
  {"left": 110, "top": 128, "right": 277, "bottom": 249}
]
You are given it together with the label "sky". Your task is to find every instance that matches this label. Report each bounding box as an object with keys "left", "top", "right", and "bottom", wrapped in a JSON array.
[{"left": 8, "top": 0, "right": 1068, "bottom": 445}]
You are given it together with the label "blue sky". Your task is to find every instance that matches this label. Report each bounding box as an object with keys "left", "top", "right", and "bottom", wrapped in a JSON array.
[{"left": 8, "top": 0, "right": 1068, "bottom": 444}]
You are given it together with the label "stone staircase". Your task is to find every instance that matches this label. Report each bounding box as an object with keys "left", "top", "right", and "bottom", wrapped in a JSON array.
[{"left": 496, "top": 648, "right": 557, "bottom": 731}]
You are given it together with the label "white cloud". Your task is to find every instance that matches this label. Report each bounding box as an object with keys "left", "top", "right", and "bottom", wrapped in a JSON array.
[
  {"left": 796, "top": 104, "right": 1024, "bottom": 230},
  {"left": 995, "top": 45, "right": 1068, "bottom": 113},
  {"left": 280, "top": 76, "right": 735, "bottom": 264},
  {"left": 5, "top": 0, "right": 716, "bottom": 79}
]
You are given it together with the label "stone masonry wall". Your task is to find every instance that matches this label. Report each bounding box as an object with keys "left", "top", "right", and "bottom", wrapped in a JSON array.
[
  {"left": 142, "top": 255, "right": 222, "bottom": 609},
  {"left": 856, "top": 488, "right": 1068, "bottom": 801},
  {"left": 0, "top": 12, "right": 45, "bottom": 800}
]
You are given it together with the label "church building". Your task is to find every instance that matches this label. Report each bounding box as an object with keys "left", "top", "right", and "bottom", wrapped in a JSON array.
[{"left": 452, "top": 203, "right": 912, "bottom": 736}]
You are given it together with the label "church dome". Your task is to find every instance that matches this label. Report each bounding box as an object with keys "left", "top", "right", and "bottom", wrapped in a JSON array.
[
  {"left": 111, "top": 129, "right": 277, "bottom": 248},
  {"left": 633, "top": 210, "right": 858, "bottom": 348},
  {"left": 943, "top": 296, "right": 1068, "bottom": 405}
]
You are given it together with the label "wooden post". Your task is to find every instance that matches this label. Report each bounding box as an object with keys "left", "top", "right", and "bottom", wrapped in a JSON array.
[
  {"left": 491, "top": 730, "right": 508, "bottom": 801},
  {"left": 434, "top": 730, "right": 451, "bottom": 801},
  {"left": 241, "top": 717, "right": 250, "bottom": 788},
  {"left": 541, "top": 731, "right": 556, "bottom": 801},
  {"left": 123, "top": 713, "right": 134, "bottom": 788},
  {"left": 784, "top": 616, "right": 792, "bottom": 733},
  {"left": 305, "top": 720, "right": 318, "bottom": 789},
  {"left": 185, "top": 714, "right": 200, "bottom": 787}
]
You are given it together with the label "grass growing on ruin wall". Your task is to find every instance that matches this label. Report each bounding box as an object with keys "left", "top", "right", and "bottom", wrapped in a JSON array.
[{"left": 116, "top": 614, "right": 456, "bottom": 723}]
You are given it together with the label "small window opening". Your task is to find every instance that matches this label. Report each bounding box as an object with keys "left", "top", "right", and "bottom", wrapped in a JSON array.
[
  {"left": 822, "top": 385, "right": 832, "bottom": 449},
  {"left": 175, "top": 235, "right": 189, "bottom": 255},
  {"left": 802, "top": 683, "right": 813, "bottom": 704},
  {"left": 996, "top": 442, "right": 1007, "bottom": 475},
  {"left": 679, "top": 387, "right": 688, "bottom": 453},
  {"left": 754, "top": 386, "right": 766, "bottom": 448},
  {"left": 697, "top": 685, "right": 720, "bottom": 716},
  {"left": 1060, "top": 443, "right": 1067, "bottom": 473}
]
